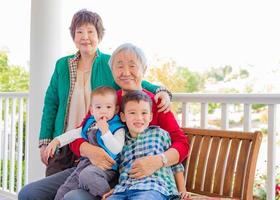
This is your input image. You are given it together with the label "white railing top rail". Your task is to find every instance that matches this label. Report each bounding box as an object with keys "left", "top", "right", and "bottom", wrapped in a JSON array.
[
  {"left": 0, "top": 92, "right": 29, "bottom": 98},
  {"left": 173, "top": 93, "right": 280, "bottom": 104},
  {"left": 1, "top": 92, "right": 279, "bottom": 104}
]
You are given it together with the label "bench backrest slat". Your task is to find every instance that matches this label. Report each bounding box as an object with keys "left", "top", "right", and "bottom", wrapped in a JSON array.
[{"left": 182, "top": 128, "right": 262, "bottom": 200}]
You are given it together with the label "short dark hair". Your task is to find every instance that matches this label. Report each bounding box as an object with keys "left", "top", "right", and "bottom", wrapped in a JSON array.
[
  {"left": 69, "top": 9, "right": 105, "bottom": 41},
  {"left": 91, "top": 86, "right": 117, "bottom": 104},
  {"left": 121, "top": 91, "right": 152, "bottom": 113}
]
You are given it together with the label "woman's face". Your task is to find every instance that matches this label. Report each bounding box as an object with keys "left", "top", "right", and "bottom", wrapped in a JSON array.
[
  {"left": 74, "top": 23, "right": 99, "bottom": 55},
  {"left": 111, "top": 51, "right": 144, "bottom": 91}
]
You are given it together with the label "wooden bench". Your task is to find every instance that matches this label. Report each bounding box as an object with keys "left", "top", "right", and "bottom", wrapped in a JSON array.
[{"left": 182, "top": 128, "right": 262, "bottom": 200}]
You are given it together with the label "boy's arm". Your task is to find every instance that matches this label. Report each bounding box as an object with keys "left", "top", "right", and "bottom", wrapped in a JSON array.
[
  {"left": 101, "top": 128, "right": 125, "bottom": 154},
  {"left": 57, "top": 127, "right": 82, "bottom": 147},
  {"left": 45, "top": 127, "right": 82, "bottom": 163},
  {"left": 174, "top": 171, "right": 187, "bottom": 194},
  {"left": 173, "top": 163, "right": 189, "bottom": 199}
]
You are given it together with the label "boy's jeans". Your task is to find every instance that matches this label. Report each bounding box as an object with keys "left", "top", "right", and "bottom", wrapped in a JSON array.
[{"left": 106, "top": 189, "right": 168, "bottom": 200}]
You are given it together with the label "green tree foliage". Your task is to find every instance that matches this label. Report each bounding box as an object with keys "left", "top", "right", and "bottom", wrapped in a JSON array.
[
  {"left": 0, "top": 51, "right": 29, "bottom": 92},
  {"left": 203, "top": 65, "right": 263, "bottom": 113},
  {"left": 239, "top": 69, "right": 249, "bottom": 79},
  {"left": 146, "top": 59, "right": 204, "bottom": 113},
  {"left": 147, "top": 59, "right": 204, "bottom": 93},
  {"left": 205, "top": 65, "right": 249, "bottom": 83},
  {"left": 252, "top": 104, "right": 266, "bottom": 111},
  {"left": 208, "top": 103, "right": 219, "bottom": 114},
  {"left": 0, "top": 52, "right": 8, "bottom": 70}
]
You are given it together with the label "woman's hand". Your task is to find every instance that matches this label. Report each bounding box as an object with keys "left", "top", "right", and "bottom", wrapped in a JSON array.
[
  {"left": 154, "top": 91, "right": 171, "bottom": 113},
  {"left": 40, "top": 145, "right": 48, "bottom": 166},
  {"left": 80, "top": 142, "right": 115, "bottom": 170},
  {"left": 129, "top": 155, "right": 162, "bottom": 179}
]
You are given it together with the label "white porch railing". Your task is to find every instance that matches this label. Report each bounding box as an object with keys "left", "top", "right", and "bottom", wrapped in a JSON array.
[
  {"left": 0, "top": 92, "right": 279, "bottom": 199},
  {"left": 0, "top": 92, "right": 29, "bottom": 199},
  {"left": 173, "top": 93, "right": 280, "bottom": 200}
]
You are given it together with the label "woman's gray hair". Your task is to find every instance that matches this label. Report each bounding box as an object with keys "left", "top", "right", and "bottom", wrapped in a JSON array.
[{"left": 109, "top": 43, "right": 148, "bottom": 73}]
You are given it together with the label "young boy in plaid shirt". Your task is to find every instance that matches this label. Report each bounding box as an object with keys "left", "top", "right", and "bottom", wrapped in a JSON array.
[{"left": 104, "top": 90, "right": 188, "bottom": 200}]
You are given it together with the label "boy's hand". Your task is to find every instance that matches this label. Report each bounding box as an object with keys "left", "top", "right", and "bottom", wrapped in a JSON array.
[
  {"left": 102, "top": 189, "right": 114, "bottom": 200},
  {"left": 96, "top": 117, "right": 109, "bottom": 134},
  {"left": 45, "top": 139, "right": 60, "bottom": 163},
  {"left": 179, "top": 191, "right": 190, "bottom": 200}
]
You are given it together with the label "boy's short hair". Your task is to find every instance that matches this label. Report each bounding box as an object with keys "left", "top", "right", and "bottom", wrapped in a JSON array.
[
  {"left": 91, "top": 86, "right": 117, "bottom": 103},
  {"left": 121, "top": 90, "right": 152, "bottom": 112}
]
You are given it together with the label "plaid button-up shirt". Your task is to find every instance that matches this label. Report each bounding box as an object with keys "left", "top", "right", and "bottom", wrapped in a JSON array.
[{"left": 114, "top": 126, "right": 184, "bottom": 196}]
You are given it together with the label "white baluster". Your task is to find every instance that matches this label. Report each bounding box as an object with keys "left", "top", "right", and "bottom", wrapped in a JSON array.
[
  {"left": 9, "top": 98, "right": 17, "bottom": 192},
  {"left": 0, "top": 97, "right": 2, "bottom": 188},
  {"left": 25, "top": 98, "right": 30, "bottom": 185},
  {"left": 267, "top": 104, "right": 276, "bottom": 200},
  {"left": 17, "top": 98, "right": 24, "bottom": 192},
  {"left": 3, "top": 98, "right": 9, "bottom": 190},
  {"left": 221, "top": 103, "right": 228, "bottom": 130},
  {"left": 243, "top": 103, "right": 251, "bottom": 131},
  {"left": 201, "top": 103, "right": 208, "bottom": 129}
]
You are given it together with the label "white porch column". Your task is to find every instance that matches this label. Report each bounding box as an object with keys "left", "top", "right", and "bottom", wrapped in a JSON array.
[{"left": 29, "top": 0, "right": 62, "bottom": 182}]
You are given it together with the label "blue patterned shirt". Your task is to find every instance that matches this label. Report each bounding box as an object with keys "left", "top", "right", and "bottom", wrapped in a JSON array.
[{"left": 113, "top": 126, "right": 184, "bottom": 196}]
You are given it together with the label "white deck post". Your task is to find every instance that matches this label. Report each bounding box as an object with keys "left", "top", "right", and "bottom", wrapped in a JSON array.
[{"left": 28, "top": 0, "right": 62, "bottom": 182}]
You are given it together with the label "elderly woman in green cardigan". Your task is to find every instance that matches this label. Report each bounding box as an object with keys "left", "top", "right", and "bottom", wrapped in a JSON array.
[{"left": 18, "top": 9, "right": 171, "bottom": 200}]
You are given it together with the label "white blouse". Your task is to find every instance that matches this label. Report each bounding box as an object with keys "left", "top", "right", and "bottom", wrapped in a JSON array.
[{"left": 66, "top": 69, "right": 91, "bottom": 131}]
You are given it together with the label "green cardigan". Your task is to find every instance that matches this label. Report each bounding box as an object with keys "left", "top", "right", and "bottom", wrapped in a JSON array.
[{"left": 39, "top": 49, "right": 160, "bottom": 146}]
